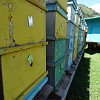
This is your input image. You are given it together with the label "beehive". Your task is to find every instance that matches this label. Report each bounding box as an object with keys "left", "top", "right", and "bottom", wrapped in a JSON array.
[
  {"left": 75, "top": 11, "right": 79, "bottom": 26},
  {"left": 27, "top": 0, "right": 46, "bottom": 7},
  {"left": 74, "top": 25, "right": 79, "bottom": 37},
  {"left": 46, "top": 11, "right": 67, "bottom": 39},
  {"left": 67, "top": 51, "right": 73, "bottom": 70},
  {"left": 73, "top": 47, "right": 77, "bottom": 61},
  {"left": 67, "top": 1, "right": 76, "bottom": 23},
  {"left": 77, "top": 44, "right": 83, "bottom": 53},
  {"left": 47, "top": 56, "right": 66, "bottom": 90},
  {"left": 66, "top": 39, "right": 69, "bottom": 54},
  {"left": 74, "top": 37, "right": 78, "bottom": 49},
  {"left": 65, "top": 39, "right": 70, "bottom": 70},
  {"left": 46, "top": 0, "right": 67, "bottom": 12},
  {"left": 0, "top": 1, "right": 10, "bottom": 48},
  {"left": 78, "top": 27, "right": 82, "bottom": 37},
  {"left": 69, "top": 38, "right": 74, "bottom": 51},
  {"left": 0, "top": 42, "right": 48, "bottom": 100},
  {"left": 47, "top": 39, "right": 66, "bottom": 64},
  {"left": 23, "top": 76, "right": 48, "bottom": 100},
  {"left": 0, "top": 0, "right": 47, "bottom": 48},
  {"left": 46, "top": 1, "right": 67, "bottom": 91},
  {"left": 67, "top": 21, "right": 75, "bottom": 37}
]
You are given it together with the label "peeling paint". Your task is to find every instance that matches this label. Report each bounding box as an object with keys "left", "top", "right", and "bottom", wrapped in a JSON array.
[
  {"left": 2, "top": 1, "right": 8, "bottom": 6},
  {"left": 8, "top": 14, "right": 15, "bottom": 47},
  {"left": 8, "top": 3, "right": 12, "bottom": 11},
  {"left": 2, "top": 1, "right": 15, "bottom": 47},
  {"left": 7, "top": 2, "right": 16, "bottom": 47}
]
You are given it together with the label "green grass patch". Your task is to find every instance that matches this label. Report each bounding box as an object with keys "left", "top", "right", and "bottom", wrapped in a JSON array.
[{"left": 66, "top": 47, "right": 100, "bottom": 100}]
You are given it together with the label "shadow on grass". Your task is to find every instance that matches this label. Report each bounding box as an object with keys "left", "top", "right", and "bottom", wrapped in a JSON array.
[
  {"left": 85, "top": 46, "right": 100, "bottom": 55},
  {"left": 66, "top": 57, "right": 91, "bottom": 100}
]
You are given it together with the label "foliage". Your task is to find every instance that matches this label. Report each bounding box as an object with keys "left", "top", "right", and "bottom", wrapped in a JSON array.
[{"left": 78, "top": 4, "right": 100, "bottom": 18}]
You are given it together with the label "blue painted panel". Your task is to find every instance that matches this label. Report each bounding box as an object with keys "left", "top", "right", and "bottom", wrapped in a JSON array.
[
  {"left": 46, "top": 3, "right": 67, "bottom": 19},
  {"left": 78, "top": 28, "right": 82, "bottom": 37},
  {"left": 78, "top": 36, "right": 84, "bottom": 45},
  {"left": 78, "top": 28, "right": 84, "bottom": 46},
  {"left": 66, "top": 39, "right": 69, "bottom": 54},
  {"left": 23, "top": 77, "right": 48, "bottom": 100},
  {"left": 78, "top": 36, "right": 81, "bottom": 45},
  {"left": 77, "top": 44, "right": 82, "bottom": 53},
  {"left": 67, "top": 21, "right": 75, "bottom": 37},
  {"left": 69, "top": 38, "right": 74, "bottom": 51},
  {"left": 67, "top": 51, "right": 73, "bottom": 70}
]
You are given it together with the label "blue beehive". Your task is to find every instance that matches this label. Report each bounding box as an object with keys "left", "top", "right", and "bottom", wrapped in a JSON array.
[{"left": 67, "top": 50, "right": 73, "bottom": 70}]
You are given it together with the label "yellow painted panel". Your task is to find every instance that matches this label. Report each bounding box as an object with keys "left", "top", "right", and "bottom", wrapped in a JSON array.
[
  {"left": 0, "top": 0, "right": 46, "bottom": 47},
  {"left": 74, "top": 25, "right": 78, "bottom": 37},
  {"left": 74, "top": 37, "right": 78, "bottom": 49},
  {"left": 1, "top": 44, "right": 47, "bottom": 100},
  {"left": 55, "top": 12, "right": 67, "bottom": 38},
  {"left": 73, "top": 47, "right": 77, "bottom": 61},
  {"left": 0, "top": 1, "right": 10, "bottom": 48},
  {"left": 12, "top": 0, "right": 46, "bottom": 45},
  {"left": 57, "top": 0, "right": 67, "bottom": 12},
  {"left": 27, "top": 0, "right": 46, "bottom": 7},
  {"left": 75, "top": 13, "right": 79, "bottom": 26}
]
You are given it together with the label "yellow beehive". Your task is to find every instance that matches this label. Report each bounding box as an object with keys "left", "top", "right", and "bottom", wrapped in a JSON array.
[
  {"left": 27, "top": 0, "right": 46, "bottom": 7},
  {"left": 74, "top": 37, "right": 78, "bottom": 49},
  {"left": 55, "top": 12, "right": 67, "bottom": 38},
  {"left": 74, "top": 25, "right": 79, "bottom": 38},
  {"left": 75, "top": 13, "right": 79, "bottom": 26},
  {"left": 0, "top": 42, "right": 48, "bottom": 100},
  {"left": 0, "top": 0, "right": 47, "bottom": 48},
  {"left": 57, "top": 0, "right": 68, "bottom": 12},
  {"left": 46, "top": 11, "right": 67, "bottom": 39},
  {"left": 0, "top": 1, "right": 10, "bottom": 48},
  {"left": 73, "top": 47, "right": 77, "bottom": 61}
]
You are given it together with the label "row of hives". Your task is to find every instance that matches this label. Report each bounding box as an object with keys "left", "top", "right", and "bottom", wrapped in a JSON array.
[{"left": 0, "top": 0, "right": 87, "bottom": 100}]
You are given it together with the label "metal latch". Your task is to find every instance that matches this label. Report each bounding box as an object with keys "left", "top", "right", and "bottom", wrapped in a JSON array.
[
  {"left": 28, "top": 16, "right": 33, "bottom": 27},
  {"left": 27, "top": 54, "right": 33, "bottom": 66}
]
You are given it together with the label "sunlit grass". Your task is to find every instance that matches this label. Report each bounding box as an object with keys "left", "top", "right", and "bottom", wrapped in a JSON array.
[{"left": 66, "top": 47, "right": 100, "bottom": 100}]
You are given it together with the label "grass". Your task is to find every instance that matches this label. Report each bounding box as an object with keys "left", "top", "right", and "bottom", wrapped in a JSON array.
[{"left": 66, "top": 47, "right": 100, "bottom": 100}]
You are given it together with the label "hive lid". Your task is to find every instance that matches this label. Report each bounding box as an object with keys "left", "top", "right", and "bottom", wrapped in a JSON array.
[{"left": 26, "top": 0, "right": 48, "bottom": 11}]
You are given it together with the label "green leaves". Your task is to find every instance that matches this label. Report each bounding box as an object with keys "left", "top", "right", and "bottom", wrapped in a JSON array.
[{"left": 78, "top": 4, "right": 100, "bottom": 18}]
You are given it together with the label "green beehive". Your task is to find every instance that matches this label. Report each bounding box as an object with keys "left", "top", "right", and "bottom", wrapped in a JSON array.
[
  {"left": 46, "top": 39, "right": 66, "bottom": 64},
  {"left": 47, "top": 56, "right": 66, "bottom": 90}
]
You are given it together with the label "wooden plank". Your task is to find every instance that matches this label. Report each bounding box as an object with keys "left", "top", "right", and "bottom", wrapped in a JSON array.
[{"left": 34, "top": 84, "right": 53, "bottom": 100}]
